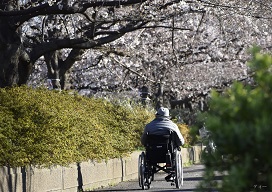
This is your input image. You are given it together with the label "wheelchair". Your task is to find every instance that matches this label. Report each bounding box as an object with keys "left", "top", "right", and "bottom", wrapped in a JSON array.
[{"left": 138, "top": 130, "right": 183, "bottom": 190}]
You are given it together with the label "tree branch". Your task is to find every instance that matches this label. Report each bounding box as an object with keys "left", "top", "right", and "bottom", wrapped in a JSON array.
[
  {"left": 30, "top": 20, "right": 148, "bottom": 61},
  {"left": 109, "top": 54, "right": 156, "bottom": 83}
]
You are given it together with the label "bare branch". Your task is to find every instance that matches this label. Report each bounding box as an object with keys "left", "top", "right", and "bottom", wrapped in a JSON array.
[{"left": 109, "top": 54, "right": 156, "bottom": 83}]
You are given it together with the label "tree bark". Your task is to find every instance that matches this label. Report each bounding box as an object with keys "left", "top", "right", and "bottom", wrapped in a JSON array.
[{"left": 0, "top": 10, "right": 32, "bottom": 87}]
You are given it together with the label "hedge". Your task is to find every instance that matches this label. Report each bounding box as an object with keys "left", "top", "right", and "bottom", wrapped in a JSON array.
[{"left": 0, "top": 86, "right": 191, "bottom": 168}]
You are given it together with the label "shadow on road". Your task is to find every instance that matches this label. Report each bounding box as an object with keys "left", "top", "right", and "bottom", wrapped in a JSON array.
[{"left": 86, "top": 164, "right": 221, "bottom": 192}]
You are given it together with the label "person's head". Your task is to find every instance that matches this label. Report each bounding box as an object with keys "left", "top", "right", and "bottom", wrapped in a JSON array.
[{"left": 156, "top": 107, "right": 170, "bottom": 118}]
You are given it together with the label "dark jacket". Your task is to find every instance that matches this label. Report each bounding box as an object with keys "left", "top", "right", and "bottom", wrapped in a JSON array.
[{"left": 141, "top": 116, "right": 185, "bottom": 146}]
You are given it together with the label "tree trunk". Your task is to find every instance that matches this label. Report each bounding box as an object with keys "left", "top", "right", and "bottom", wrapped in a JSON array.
[
  {"left": 0, "top": 22, "right": 31, "bottom": 87},
  {"left": 44, "top": 51, "right": 61, "bottom": 89},
  {"left": 154, "top": 82, "right": 164, "bottom": 109},
  {"left": 44, "top": 49, "right": 85, "bottom": 90},
  {"left": 0, "top": 1, "right": 32, "bottom": 88}
]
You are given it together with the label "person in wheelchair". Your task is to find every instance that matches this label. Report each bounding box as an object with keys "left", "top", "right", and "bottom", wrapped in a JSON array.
[{"left": 141, "top": 107, "right": 185, "bottom": 182}]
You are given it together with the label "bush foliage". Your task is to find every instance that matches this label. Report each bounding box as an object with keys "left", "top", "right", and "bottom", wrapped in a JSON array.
[
  {"left": 0, "top": 87, "right": 191, "bottom": 168},
  {"left": 0, "top": 87, "right": 154, "bottom": 167},
  {"left": 199, "top": 48, "right": 272, "bottom": 191}
]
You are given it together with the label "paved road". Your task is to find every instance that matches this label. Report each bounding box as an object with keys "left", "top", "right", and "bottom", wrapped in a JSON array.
[{"left": 89, "top": 164, "right": 206, "bottom": 192}]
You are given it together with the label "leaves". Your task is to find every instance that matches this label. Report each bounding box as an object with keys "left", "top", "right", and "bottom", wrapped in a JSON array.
[
  {"left": 0, "top": 86, "right": 154, "bottom": 167},
  {"left": 199, "top": 49, "right": 272, "bottom": 191}
]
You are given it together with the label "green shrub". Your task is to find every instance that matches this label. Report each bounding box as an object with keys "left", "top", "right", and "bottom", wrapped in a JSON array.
[
  {"left": 177, "top": 123, "right": 192, "bottom": 146},
  {"left": 199, "top": 47, "right": 272, "bottom": 191},
  {"left": 0, "top": 87, "right": 153, "bottom": 167},
  {"left": 0, "top": 86, "right": 193, "bottom": 168}
]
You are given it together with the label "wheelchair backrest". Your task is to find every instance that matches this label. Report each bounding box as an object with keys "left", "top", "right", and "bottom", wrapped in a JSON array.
[{"left": 145, "top": 131, "right": 174, "bottom": 163}]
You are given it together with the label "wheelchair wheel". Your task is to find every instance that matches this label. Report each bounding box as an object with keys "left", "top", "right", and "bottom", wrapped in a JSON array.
[
  {"left": 138, "top": 152, "right": 150, "bottom": 190},
  {"left": 138, "top": 152, "right": 145, "bottom": 188},
  {"left": 174, "top": 150, "right": 183, "bottom": 189}
]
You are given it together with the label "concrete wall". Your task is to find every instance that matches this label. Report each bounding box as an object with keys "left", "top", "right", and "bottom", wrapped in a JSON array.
[{"left": 0, "top": 146, "right": 202, "bottom": 192}]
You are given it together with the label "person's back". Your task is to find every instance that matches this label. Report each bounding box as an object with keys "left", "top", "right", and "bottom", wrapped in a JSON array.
[{"left": 141, "top": 107, "right": 184, "bottom": 147}]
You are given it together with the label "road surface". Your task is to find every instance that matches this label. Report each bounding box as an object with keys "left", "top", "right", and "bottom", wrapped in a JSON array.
[{"left": 89, "top": 164, "right": 206, "bottom": 192}]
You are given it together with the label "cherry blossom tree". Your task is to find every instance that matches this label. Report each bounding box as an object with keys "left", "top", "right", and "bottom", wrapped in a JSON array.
[
  {"left": 0, "top": 0, "right": 166, "bottom": 88},
  {"left": 40, "top": 0, "right": 271, "bottom": 111},
  {"left": 2, "top": 0, "right": 272, "bottom": 117}
]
